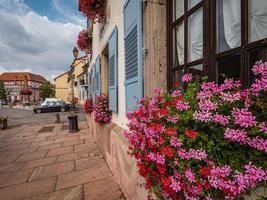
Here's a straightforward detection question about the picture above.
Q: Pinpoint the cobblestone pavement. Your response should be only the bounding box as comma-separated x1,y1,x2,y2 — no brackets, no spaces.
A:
0,122,125,200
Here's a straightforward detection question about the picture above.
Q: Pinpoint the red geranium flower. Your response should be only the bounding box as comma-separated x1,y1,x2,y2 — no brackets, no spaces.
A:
196,180,203,190
185,128,198,139
161,147,175,158
174,81,180,88
166,127,177,136
159,108,169,117
199,166,211,177
158,136,165,145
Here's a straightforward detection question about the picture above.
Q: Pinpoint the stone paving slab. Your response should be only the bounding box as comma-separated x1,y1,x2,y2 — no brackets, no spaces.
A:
84,177,125,200
0,122,125,200
0,177,57,200
25,185,84,200
29,161,74,181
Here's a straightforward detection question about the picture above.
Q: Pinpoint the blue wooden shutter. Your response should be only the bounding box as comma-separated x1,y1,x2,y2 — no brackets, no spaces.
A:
123,0,143,112
95,56,101,97
108,27,118,112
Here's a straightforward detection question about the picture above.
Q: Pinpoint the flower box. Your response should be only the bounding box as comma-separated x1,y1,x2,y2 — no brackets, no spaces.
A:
126,61,267,200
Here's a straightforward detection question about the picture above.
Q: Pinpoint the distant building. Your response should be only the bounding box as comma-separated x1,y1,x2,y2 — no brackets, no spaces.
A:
77,63,89,104
0,72,46,103
67,56,88,104
54,71,69,102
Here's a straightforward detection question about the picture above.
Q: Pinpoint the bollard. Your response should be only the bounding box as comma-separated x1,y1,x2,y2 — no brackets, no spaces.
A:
68,115,79,133
55,113,60,123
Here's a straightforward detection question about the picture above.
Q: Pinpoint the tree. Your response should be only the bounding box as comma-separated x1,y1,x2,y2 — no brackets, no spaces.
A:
0,80,6,100
39,81,54,100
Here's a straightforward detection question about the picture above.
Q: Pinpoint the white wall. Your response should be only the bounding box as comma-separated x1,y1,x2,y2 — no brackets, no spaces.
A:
90,0,128,130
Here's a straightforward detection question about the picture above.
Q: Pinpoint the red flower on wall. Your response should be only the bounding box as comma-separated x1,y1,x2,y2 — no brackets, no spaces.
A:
79,0,105,22
93,94,112,124
84,97,94,114
77,29,92,53
20,89,32,96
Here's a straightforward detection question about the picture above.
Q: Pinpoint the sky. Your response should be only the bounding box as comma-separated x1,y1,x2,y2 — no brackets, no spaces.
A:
0,0,86,82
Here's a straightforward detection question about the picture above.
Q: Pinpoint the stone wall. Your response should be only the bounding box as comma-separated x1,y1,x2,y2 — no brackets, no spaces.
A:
85,114,147,200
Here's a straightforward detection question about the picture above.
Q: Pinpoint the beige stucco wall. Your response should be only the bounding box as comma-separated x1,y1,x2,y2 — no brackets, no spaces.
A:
70,58,87,104
54,72,69,102
90,0,128,130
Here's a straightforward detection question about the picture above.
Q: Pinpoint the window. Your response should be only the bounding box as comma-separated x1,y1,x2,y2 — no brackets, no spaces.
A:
171,0,204,87
168,0,267,87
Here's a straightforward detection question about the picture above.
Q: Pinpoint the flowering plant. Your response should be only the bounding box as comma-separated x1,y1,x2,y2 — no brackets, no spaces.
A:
94,93,112,124
20,89,32,95
84,97,94,114
77,29,92,53
126,61,267,200
79,0,105,22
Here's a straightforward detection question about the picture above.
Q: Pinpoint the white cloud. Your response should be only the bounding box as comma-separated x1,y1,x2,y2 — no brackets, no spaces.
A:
0,0,85,82
51,0,85,26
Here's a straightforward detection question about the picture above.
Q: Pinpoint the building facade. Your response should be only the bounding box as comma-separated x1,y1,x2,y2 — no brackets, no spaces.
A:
68,56,88,104
0,72,46,103
54,71,69,102
77,64,89,104
82,0,267,199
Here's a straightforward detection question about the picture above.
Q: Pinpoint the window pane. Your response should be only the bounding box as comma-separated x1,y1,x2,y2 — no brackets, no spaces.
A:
216,0,241,53
187,64,203,83
217,54,241,84
248,0,267,42
188,8,203,62
173,22,184,66
173,69,184,87
173,0,184,20
188,0,201,10
249,46,267,84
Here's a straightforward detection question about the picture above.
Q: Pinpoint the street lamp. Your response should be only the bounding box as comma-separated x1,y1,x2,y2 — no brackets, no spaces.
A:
72,47,79,59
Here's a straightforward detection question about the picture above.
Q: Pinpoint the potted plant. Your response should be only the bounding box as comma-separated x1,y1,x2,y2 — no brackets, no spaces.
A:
0,117,7,130
84,97,94,114
93,94,112,124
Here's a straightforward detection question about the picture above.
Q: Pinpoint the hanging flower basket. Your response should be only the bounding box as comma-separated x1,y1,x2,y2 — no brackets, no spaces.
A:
77,29,93,53
20,89,32,96
126,61,267,200
79,0,105,23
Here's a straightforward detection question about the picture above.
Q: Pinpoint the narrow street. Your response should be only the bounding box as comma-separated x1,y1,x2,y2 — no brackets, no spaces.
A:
0,106,85,128
0,120,125,200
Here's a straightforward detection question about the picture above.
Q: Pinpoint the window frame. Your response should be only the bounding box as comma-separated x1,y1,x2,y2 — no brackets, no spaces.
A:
168,0,207,88
167,0,267,89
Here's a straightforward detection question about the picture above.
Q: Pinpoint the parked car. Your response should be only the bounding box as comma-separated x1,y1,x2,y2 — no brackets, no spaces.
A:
0,99,7,105
33,101,71,114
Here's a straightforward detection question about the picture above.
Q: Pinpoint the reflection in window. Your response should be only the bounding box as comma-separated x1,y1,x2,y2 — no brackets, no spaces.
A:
188,0,201,10
188,8,203,62
216,0,241,53
248,0,267,42
188,64,203,83
217,54,241,84
174,22,184,66
173,0,184,20
174,69,184,88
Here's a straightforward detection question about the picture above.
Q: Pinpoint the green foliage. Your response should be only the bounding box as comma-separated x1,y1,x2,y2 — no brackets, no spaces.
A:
0,80,6,100
39,81,54,100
